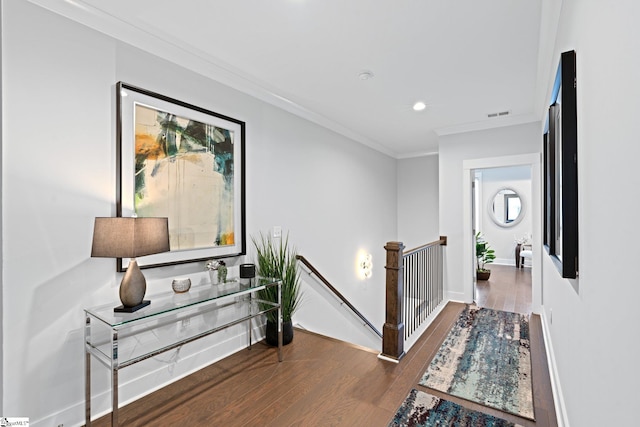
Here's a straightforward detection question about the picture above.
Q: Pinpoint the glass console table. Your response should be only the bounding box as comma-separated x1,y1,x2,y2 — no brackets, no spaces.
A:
84,277,282,426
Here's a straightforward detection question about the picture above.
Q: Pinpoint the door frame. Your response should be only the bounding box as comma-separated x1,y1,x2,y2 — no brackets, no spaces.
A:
462,153,542,313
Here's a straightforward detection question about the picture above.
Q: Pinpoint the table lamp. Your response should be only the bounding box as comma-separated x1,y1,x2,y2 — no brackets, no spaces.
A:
91,217,170,312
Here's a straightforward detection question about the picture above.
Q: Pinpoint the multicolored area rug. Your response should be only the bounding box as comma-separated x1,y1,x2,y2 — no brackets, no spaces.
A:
389,389,523,427
419,306,534,420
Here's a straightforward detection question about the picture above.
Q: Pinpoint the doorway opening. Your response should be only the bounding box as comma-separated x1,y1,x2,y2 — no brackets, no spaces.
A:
463,153,541,314
472,165,533,313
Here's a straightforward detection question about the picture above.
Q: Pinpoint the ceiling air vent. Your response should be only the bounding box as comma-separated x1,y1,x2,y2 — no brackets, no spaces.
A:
487,110,510,118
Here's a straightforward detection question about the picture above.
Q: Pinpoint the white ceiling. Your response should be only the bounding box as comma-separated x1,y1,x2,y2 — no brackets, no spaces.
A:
32,0,548,158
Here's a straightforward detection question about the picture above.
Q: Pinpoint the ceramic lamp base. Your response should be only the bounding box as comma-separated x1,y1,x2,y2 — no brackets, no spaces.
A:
115,258,149,312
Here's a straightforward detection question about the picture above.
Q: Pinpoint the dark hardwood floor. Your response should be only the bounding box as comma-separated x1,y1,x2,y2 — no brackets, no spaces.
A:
476,263,532,314
91,265,556,426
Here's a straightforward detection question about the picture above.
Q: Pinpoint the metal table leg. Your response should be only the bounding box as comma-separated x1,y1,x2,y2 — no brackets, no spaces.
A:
278,281,283,362
112,331,119,427
85,315,91,427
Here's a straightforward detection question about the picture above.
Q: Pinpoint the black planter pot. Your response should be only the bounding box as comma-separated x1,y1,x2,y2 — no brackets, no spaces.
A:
477,270,491,281
265,320,293,346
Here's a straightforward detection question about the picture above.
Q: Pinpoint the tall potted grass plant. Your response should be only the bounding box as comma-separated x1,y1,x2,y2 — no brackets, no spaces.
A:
252,232,301,345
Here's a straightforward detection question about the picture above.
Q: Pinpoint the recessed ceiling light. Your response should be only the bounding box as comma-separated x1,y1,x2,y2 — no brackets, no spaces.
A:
413,101,427,111
358,70,374,80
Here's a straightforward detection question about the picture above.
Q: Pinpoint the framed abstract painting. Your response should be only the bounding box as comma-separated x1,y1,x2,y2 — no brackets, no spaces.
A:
116,82,246,271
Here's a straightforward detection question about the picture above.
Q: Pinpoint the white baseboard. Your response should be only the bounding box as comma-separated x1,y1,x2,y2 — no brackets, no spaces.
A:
540,310,570,427
34,324,266,427
445,291,469,303
493,258,516,266
377,353,400,363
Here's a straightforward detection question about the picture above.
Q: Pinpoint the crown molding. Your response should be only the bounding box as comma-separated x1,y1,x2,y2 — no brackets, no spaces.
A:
396,151,439,160
27,0,397,158
435,112,539,137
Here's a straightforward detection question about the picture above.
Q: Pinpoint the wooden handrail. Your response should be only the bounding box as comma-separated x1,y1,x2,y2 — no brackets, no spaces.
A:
296,255,383,338
403,236,447,257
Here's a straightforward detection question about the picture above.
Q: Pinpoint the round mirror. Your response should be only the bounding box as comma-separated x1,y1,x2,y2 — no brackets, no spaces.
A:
488,188,525,227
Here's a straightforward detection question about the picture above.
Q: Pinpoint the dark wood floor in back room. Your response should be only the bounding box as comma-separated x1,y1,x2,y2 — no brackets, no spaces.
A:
91,264,556,427
476,263,533,314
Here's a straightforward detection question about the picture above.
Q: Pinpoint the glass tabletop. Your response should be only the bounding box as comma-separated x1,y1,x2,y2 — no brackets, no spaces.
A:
85,276,280,327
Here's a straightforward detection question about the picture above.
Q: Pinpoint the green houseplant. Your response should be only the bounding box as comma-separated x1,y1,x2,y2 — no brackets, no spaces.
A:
475,232,496,280
252,232,301,345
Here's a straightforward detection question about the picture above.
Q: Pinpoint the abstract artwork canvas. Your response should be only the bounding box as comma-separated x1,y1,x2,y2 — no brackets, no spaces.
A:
117,82,245,270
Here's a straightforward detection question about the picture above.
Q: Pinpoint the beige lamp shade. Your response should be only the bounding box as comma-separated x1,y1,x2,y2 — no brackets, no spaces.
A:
91,217,170,258
91,217,170,312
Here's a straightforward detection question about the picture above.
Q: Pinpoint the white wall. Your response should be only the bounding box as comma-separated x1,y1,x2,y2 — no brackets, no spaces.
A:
438,123,540,301
290,152,441,351
538,1,640,426
1,1,397,424
292,153,440,349
294,271,383,350
397,155,440,250
0,0,4,411
478,166,532,265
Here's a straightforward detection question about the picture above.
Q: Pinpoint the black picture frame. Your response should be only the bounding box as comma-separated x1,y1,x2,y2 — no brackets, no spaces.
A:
543,131,553,250
543,51,578,279
116,82,246,271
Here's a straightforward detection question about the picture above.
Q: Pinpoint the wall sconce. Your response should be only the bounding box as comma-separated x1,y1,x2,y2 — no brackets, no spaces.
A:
360,253,373,279
91,217,170,312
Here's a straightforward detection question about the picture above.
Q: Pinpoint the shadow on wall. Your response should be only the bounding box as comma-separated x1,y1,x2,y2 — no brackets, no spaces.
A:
294,267,382,351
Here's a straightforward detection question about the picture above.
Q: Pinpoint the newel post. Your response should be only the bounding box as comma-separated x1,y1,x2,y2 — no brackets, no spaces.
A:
382,241,405,361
